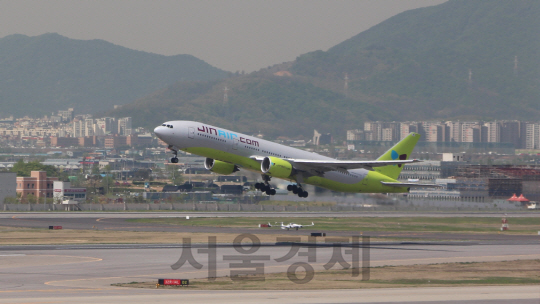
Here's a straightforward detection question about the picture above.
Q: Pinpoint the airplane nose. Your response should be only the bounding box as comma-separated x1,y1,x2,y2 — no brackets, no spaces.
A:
154,126,163,138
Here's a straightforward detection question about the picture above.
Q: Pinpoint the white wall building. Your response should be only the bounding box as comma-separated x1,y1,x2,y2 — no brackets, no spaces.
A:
53,181,87,202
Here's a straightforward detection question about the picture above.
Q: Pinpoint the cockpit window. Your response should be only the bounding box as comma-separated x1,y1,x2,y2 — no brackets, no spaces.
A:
162,124,166,126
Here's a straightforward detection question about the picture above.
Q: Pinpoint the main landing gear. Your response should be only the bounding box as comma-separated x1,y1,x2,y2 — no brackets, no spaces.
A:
169,145,179,163
255,175,276,196
287,184,308,198
254,176,308,198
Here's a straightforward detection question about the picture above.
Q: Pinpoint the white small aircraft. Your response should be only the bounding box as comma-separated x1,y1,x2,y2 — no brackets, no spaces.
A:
278,222,315,231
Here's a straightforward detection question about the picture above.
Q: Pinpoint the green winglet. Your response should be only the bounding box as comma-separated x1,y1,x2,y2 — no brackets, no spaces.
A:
374,132,421,180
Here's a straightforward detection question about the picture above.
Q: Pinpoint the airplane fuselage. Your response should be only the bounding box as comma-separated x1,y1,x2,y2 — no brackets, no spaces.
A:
154,121,409,194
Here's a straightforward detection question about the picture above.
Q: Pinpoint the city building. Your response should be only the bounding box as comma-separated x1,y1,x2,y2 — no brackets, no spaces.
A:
525,123,540,149
50,136,79,147
346,129,363,141
500,120,525,149
446,121,462,142
57,108,74,122
346,120,538,150
104,135,128,149
313,130,332,145
118,117,132,135
484,121,500,143
400,122,419,140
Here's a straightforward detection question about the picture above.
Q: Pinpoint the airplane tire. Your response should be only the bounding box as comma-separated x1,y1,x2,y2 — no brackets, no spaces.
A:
287,185,293,191
298,191,308,198
255,183,263,190
266,189,276,195
292,188,299,194
171,157,178,163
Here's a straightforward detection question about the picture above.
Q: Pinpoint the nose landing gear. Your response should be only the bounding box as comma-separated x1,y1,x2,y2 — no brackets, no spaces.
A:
169,145,178,163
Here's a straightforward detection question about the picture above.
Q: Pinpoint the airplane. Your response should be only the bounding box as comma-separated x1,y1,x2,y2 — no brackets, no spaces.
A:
278,222,314,231
154,121,439,198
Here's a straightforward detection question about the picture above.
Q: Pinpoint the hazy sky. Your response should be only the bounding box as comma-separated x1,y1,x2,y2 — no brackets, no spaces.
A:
0,0,446,72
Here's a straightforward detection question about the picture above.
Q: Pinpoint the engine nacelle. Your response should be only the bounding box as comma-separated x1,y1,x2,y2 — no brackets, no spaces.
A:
261,156,293,178
204,158,239,175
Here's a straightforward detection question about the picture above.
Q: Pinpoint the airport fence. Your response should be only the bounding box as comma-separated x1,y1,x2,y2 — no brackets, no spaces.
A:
0,200,527,212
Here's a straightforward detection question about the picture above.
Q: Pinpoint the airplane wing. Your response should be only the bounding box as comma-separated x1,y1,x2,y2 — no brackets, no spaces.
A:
290,159,421,172
251,156,421,173
381,182,442,188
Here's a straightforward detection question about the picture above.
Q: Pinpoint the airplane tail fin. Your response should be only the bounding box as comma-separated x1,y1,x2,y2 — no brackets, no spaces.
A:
375,132,420,180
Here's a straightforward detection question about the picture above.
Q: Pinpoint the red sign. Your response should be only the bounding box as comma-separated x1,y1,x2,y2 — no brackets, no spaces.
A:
158,279,189,286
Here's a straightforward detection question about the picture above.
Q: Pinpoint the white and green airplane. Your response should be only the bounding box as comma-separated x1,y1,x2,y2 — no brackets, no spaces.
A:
154,121,436,198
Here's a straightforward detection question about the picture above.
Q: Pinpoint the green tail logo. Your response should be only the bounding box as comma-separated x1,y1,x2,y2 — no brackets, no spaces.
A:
374,133,420,180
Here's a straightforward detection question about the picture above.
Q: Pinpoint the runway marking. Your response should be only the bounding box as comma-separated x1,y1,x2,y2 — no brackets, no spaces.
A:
0,287,111,294
0,254,103,269
102,226,153,229
41,253,540,288
5,301,59,304
27,254,103,262
96,218,106,222
44,269,209,286
370,254,540,264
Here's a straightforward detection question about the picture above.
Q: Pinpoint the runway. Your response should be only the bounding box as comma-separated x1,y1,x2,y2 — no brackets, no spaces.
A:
2,211,539,243
0,212,539,303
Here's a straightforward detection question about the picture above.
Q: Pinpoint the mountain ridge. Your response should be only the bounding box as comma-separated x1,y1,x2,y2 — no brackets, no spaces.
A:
0,33,228,117
108,0,540,138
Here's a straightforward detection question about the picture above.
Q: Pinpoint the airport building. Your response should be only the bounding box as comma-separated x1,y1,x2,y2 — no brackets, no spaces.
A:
53,181,87,202
404,161,540,201
16,171,58,201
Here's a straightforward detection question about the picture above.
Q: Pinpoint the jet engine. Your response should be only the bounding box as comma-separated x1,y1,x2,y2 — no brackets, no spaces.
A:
204,158,239,175
261,156,294,178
